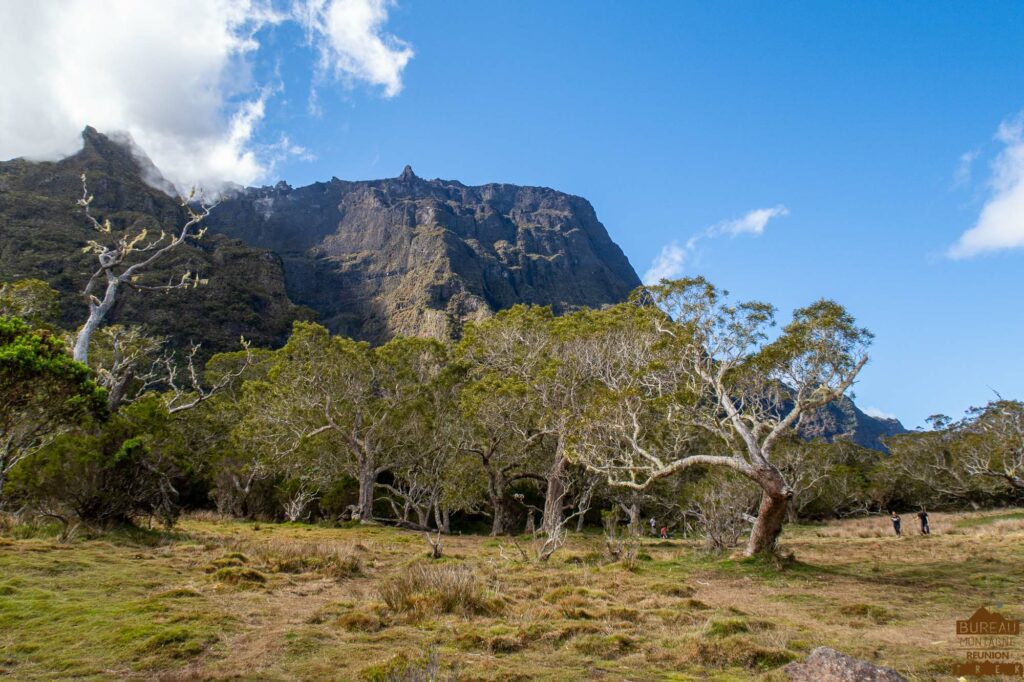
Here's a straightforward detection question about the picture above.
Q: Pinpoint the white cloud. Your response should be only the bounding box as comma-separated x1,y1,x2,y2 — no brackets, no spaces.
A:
643,241,688,284
0,0,412,192
863,406,898,421
948,112,1024,259
296,0,414,98
953,149,979,188
712,205,789,237
643,205,788,284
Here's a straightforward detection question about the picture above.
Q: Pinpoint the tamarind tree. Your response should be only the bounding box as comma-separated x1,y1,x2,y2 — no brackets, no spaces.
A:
569,278,871,556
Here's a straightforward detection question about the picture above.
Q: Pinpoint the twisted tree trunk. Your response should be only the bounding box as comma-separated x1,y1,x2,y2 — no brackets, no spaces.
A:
744,466,793,556
541,443,567,534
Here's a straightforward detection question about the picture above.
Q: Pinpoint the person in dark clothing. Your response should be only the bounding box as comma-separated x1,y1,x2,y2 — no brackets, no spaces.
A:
917,509,930,535
890,511,901,537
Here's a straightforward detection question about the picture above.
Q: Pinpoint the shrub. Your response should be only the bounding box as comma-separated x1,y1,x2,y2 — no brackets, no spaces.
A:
360,648,457,682
337,610,385,632
213,566,267,585
573,633,635,658
378,563,497,617
677,634,795,671
839,603,894,624
216,537,363,579
8,396,187,528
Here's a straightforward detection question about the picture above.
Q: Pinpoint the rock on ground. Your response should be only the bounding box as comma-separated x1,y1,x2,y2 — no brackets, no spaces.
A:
784,647,906,682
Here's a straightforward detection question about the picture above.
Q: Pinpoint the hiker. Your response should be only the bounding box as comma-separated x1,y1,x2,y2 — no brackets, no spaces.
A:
649,517,657,536
660,526,669,540
918,509,930,535
890,511,901,537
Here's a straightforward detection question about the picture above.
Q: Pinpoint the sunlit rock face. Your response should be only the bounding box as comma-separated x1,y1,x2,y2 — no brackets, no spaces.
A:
0,128,906,447
0,127,311,355
206,165,641,342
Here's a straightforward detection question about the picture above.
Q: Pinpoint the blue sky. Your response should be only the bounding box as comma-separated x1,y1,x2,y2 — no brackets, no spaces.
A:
3,1,1023,428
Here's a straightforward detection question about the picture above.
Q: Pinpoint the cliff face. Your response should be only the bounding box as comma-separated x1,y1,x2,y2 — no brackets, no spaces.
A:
0,128,907,447
0,128,311,353
206,166,641,341
799,396,908,451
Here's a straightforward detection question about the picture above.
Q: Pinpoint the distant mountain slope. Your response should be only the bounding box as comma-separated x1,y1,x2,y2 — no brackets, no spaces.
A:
206,165,642,341
0,127,907,448
0,127,310,353
799,395,908,451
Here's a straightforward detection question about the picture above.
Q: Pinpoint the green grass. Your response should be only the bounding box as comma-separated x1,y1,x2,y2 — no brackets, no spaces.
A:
0,537,232,679
1,509,1023,680
952,509,1024,528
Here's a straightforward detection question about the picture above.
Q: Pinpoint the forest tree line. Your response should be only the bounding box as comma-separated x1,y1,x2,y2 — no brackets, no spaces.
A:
2,179,1021,556
4,274,1022,556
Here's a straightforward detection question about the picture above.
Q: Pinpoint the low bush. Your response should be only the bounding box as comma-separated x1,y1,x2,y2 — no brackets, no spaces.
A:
378,563,498,617
212,566,267,585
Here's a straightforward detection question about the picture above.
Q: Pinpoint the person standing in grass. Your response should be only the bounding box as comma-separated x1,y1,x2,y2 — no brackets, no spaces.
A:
918,509,930,535
649,517,657,536
890,511,902,537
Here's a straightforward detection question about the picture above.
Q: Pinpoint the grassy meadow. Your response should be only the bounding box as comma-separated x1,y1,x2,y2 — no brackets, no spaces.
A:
2,510,1023,681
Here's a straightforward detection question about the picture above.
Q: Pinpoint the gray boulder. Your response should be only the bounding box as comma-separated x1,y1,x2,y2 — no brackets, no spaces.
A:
784,647,906,681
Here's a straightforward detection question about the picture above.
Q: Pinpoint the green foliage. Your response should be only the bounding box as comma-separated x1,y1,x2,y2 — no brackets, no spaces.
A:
0,315,107,502
883,399,1024,509
8,396,189,526
0,279,60,328
0,148,311,356
0,316,106,415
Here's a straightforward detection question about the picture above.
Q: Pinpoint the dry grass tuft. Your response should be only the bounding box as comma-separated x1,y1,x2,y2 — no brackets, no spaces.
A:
675,634,795,671
839,602,894,624
336,609,386,632
359,647,457,682
573,633,636,658
652,581,695,598
212,566,267,586
378,563,499,618
209,535,364,580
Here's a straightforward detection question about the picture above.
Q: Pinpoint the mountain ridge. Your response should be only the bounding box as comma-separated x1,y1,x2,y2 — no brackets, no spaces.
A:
0,127,907,448
206,162,641,341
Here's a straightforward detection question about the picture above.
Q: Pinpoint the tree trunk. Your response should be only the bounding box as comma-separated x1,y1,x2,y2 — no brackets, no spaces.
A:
106,368,135,412
541,449,567,535
744,466,793,557
415,504,430,529
491,493,517,535
356,465,376,523
627,503,641,536
442,507,451,534
575,480,595,532
73,278,119,365
486,467,515,535
432,499,442,532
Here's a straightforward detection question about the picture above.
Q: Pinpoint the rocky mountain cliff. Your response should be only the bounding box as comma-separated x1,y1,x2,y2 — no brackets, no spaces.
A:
0,127,311,354
206,166,641,341
0,127,906,447
799,396,906,452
